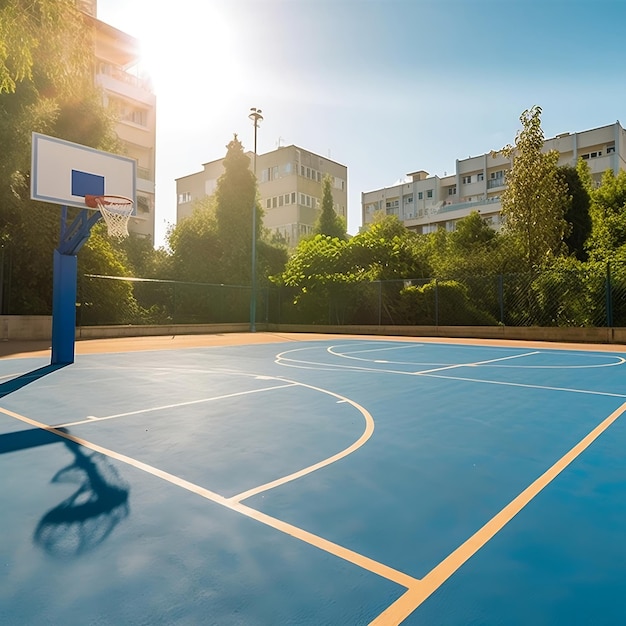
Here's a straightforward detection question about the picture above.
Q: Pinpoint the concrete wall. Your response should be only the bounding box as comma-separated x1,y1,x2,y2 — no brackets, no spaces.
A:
2,316,626,346
0,316,53,340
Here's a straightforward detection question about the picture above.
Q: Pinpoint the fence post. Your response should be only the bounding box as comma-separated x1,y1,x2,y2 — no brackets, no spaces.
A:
378,281,382,326
434,279,439,326
606,261,613,327
172,283,177,325
498,274,504,324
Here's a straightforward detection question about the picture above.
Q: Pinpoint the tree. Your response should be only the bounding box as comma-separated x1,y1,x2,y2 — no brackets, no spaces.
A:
168,197,221,283
0,1,128,317
449,211,496,251
586,169,626,262
213,135,260,284
314,174,347,239
500,106,570,270
0,0,89,95
557,164,592,261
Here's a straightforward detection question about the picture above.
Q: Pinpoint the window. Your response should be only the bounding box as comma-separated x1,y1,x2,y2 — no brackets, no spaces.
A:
272,197,277,208
462,175,471,184
418,192,423,200
477,172,484,181
137,195,150,213
266,199,271,209
448,187,456,195
291,192,296,204
279,195,284,207
581,153,590,160
607,144,616,154
427,189,433,198
177,191,191,204
490,170,504,179
284,194,290,205
300,165,305,176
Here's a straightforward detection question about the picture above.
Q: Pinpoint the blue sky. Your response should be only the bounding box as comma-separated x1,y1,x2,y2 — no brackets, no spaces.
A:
97,0,626,247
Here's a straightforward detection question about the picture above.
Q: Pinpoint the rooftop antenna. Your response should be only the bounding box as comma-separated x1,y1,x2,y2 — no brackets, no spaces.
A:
276,136,284,148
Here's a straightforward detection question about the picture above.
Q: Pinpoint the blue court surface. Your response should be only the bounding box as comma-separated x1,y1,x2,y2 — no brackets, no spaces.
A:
1,335,626,625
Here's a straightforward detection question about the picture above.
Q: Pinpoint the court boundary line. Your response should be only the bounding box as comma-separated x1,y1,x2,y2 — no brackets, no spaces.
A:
3,401,626,624
370,400,626,624
3,339,626,623
0,405,416,592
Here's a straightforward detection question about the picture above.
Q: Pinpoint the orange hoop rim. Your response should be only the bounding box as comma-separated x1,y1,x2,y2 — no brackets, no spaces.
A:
85,194,133,209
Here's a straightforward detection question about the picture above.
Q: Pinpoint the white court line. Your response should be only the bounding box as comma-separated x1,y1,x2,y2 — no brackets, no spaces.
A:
414,351,540,375
54,383,297,428
420,372,626,398
228,379,375,503
328,344,422,357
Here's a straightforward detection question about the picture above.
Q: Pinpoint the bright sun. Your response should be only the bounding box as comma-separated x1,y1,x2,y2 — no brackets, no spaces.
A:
131,5,241,99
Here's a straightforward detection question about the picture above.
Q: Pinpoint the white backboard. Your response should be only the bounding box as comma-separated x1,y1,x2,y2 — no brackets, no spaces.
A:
31,132,136,211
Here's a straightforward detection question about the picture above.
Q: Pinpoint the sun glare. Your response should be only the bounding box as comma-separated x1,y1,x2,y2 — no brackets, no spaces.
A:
133,6,241,100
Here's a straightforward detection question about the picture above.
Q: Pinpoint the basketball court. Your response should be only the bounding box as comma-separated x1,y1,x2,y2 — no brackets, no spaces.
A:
1,332,626,624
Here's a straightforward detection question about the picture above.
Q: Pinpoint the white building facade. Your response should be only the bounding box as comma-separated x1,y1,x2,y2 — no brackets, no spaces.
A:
362,122,626,234
177,145,347,247
79,0,157,240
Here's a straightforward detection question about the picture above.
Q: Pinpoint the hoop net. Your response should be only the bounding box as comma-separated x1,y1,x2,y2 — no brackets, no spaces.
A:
85,195,133,240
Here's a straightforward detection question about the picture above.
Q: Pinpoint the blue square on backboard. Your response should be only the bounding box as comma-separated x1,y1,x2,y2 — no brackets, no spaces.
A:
71,170,105,197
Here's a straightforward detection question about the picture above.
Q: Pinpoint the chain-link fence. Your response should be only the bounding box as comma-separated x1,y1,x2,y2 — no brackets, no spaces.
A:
74,262,626,328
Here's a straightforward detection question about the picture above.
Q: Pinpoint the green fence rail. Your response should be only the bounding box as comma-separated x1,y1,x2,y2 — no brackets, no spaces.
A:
78,263,626,328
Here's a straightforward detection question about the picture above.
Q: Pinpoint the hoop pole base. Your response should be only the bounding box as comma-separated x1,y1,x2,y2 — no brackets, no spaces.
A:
51,249,77,365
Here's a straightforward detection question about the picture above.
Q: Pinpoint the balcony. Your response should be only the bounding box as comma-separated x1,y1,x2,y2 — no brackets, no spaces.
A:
487,178,506,190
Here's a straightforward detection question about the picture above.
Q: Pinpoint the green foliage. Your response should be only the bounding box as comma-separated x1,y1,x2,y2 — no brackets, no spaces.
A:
168,198,221,283
347,215,430,280
558,164,591,261
427,212,522,280
167,141,286,291
0,0,130,320
0,0,90,95
586,169,626,262
393,280,498,326
450,211,496,250
500,106,570,270
214,135,261,284
77,224,142,324
314,174,347,240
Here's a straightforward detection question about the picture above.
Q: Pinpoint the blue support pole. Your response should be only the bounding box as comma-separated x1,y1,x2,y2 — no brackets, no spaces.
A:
51,207,102,365
51,249,77,365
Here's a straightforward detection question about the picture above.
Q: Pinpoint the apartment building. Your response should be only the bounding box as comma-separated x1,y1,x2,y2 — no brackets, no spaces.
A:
78,0,157,240
362,121,626,234
176,145,347,246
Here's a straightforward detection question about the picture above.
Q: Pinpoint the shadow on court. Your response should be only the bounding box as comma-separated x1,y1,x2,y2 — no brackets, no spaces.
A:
0,423,130,559
33,440,130,558
0,363,66,398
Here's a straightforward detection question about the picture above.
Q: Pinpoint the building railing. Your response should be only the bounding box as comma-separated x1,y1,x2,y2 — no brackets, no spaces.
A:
96,64,153,92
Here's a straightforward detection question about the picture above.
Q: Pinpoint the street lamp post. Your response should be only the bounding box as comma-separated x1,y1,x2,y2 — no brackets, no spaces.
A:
248,107,263,333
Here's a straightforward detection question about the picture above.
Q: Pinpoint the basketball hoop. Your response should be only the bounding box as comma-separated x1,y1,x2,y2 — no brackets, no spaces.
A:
85,194,134,240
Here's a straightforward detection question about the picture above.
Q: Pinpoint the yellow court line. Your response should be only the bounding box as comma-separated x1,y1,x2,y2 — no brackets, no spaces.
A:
0,405,416,591
229,380,375,502
370,401,626,625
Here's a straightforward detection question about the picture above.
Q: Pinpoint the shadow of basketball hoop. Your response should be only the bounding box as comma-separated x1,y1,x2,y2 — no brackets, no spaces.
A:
34,437,130,558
